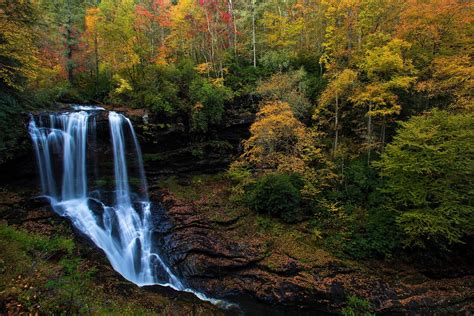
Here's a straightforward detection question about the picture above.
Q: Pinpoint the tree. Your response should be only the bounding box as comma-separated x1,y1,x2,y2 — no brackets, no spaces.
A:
256,68,311,119
316,69,358,155
374,110,474,249
97,0,140,87
41,0,89,84
232,100,336,198
350,39,416,162
189,77,233,132
0,0,39,91
237,101,310,173
167,0,233,75
84,6,101,89
0,0,41,164
399,0,473,68
417,54,473,112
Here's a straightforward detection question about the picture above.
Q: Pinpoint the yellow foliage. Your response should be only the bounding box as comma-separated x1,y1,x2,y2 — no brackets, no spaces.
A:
193,102,204,111
261,12,304,49
318,69,358,109
351,83,401,118
210,77,225,87
113,75,132,94
233,101,337,197
194,63,212,75
238,101,307,173
0,14,38,90
418,55,474,112
85,7,101,31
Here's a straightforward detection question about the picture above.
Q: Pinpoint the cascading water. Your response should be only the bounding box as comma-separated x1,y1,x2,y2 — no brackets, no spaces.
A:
28,107,184,288
29,106,235,308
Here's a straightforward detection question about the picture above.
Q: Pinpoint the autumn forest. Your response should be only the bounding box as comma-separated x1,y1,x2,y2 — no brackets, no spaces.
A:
0,0,473,314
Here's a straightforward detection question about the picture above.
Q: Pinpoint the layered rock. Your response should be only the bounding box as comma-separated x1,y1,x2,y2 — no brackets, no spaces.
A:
153,191,474,314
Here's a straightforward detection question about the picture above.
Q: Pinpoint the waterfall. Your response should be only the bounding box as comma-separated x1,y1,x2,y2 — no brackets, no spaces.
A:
28,108,183,288
29,106,233,308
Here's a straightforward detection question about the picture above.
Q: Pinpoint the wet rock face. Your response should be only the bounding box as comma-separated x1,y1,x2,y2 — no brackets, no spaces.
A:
153,191,474,314
133,113,254,175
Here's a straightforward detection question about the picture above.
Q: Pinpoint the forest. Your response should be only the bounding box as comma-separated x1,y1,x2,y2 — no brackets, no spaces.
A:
0,0,473,314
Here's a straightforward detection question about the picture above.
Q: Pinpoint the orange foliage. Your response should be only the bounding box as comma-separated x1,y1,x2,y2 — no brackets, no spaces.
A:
240,101,313,174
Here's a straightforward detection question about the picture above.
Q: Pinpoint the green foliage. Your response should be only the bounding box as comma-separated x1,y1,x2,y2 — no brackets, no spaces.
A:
374,110,474,249
318,157,402,259
341,295,373,316
0,223,74,256
224,56,262,97
337,158,382,207
189,78,233,132
0,93,26,164
245,173,304,223
260,49,295,73
343,207,402,259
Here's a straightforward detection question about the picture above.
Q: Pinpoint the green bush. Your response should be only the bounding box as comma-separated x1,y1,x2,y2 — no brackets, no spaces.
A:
245,173,303,223
318,157,402,259
343,207,402,259
341,295,373,316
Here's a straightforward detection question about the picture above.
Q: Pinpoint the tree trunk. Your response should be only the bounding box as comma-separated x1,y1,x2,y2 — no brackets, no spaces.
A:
228,0,238,56
381,115,386,148
333,91,339,156
65,8,74,84
252,0,257,68
367,105,372,165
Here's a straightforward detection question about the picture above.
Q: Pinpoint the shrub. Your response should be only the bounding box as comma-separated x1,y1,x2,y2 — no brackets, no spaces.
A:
245,173,303,223
343,207,402,259
341,295,373,316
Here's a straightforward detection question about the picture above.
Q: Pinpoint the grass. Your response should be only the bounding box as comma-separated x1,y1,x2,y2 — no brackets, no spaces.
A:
154,173,227,202
0,223,156,315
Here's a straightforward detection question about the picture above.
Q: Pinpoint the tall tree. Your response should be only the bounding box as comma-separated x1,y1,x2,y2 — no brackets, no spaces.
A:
42,0,89,84
316,69,358,155
350,39,416,162
0,0,39,91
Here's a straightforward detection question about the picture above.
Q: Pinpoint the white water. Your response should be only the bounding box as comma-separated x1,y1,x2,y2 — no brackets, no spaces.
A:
29,107,233,308
71,105,105,111
29,109,179,286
